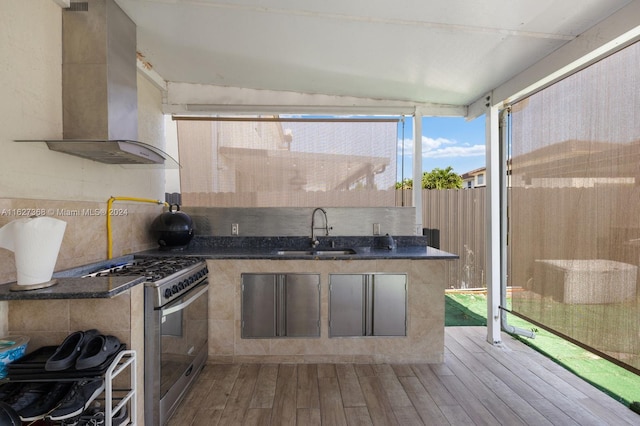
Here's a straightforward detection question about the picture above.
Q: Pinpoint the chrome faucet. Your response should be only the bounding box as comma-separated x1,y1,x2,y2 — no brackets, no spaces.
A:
311,207,331,248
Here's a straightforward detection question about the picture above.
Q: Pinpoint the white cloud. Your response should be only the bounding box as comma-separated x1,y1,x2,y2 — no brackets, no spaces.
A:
398,137,484,158
422,136,455,151
397,138,414,156
426,143,485,158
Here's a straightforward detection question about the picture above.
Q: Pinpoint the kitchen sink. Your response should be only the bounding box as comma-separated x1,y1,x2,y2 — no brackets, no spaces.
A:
276,248,357,256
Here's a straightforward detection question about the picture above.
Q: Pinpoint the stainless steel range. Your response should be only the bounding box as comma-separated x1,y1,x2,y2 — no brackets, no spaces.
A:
88,256,209,425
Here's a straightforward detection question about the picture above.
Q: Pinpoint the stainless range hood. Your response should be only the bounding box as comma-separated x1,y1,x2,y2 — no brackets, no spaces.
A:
19,0,177,167
45,140,166,165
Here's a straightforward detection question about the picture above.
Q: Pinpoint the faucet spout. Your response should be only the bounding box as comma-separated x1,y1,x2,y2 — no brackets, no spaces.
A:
311,207,330,247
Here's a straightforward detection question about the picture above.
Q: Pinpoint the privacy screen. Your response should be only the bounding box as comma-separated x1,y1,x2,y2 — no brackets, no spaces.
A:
176,118,398,207
509,41,640,373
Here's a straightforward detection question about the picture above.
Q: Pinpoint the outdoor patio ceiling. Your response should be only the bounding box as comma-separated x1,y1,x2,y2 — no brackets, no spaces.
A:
114,0,638,116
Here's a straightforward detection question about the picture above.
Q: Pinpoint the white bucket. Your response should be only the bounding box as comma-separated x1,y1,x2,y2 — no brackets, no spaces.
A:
0,217,67,286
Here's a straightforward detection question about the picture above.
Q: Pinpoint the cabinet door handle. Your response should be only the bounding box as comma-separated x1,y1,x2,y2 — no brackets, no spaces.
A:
364,275,373,336
277,275,286,337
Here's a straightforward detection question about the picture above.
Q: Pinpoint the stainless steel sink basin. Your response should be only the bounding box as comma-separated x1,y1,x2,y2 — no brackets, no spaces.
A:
276,248,357,256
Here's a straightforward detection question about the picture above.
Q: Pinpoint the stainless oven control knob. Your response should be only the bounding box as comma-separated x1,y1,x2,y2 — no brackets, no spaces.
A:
164,288,172,299
172,285,178,294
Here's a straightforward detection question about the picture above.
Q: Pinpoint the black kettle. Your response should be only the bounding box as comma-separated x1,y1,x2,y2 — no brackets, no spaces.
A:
150,204,194,250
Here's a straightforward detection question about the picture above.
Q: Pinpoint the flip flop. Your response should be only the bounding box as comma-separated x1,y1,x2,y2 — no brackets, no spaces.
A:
75,335,121,370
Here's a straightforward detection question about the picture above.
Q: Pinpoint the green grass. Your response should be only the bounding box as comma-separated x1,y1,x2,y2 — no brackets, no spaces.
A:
444,293,487,326
445,292,640,409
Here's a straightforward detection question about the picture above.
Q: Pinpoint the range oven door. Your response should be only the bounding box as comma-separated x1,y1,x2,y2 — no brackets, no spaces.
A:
145,279,209,426
159,281,208,399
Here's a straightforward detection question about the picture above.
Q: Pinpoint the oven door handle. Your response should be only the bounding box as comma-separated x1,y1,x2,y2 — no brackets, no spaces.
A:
161,285,208,316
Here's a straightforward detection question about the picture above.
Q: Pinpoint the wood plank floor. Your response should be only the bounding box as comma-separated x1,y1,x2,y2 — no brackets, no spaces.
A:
167,327,640,425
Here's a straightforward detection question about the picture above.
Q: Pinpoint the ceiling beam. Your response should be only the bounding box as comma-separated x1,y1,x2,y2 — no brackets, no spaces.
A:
468,0,640,117
50,0,70,7
163,82,466,116
137,57,167,93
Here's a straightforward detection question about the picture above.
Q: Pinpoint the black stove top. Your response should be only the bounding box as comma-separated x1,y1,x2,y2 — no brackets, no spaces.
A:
87,257,203,282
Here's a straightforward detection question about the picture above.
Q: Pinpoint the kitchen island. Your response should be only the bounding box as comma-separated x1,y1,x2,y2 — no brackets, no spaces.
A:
146,236,458,364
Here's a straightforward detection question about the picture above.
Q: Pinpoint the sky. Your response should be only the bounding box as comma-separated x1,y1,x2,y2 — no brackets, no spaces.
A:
397,115,486,182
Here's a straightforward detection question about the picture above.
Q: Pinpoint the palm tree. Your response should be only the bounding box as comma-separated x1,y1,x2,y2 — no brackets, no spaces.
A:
422,166,463,189
395,178,413,189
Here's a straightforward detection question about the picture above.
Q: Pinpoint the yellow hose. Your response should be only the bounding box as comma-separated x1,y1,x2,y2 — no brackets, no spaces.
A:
107,196,168,259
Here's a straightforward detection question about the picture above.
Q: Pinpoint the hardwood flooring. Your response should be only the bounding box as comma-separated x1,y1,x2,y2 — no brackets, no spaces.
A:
167,327,639,425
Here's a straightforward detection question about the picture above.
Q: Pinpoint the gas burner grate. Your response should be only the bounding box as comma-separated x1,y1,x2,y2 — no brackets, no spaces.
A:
86,257,203,281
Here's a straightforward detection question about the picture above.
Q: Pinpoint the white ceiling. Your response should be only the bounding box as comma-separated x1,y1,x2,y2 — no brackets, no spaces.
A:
114,0,635,113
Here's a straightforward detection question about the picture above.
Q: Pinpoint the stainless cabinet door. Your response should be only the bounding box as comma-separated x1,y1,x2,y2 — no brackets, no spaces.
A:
284,274,320,337
329,274,365,337
241,274,277,338
372,274,407,336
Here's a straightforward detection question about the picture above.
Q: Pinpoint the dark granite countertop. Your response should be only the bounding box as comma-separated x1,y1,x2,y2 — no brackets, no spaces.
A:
0,256,144,301
140,235,459,260
0,236,457,300
0,276,145,300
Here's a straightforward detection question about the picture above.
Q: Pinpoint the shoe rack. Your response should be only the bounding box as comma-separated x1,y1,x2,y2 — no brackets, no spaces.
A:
6,349,136,425
104,349,136,426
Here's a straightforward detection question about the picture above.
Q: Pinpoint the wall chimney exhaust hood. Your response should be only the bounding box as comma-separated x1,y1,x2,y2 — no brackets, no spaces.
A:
44,140,174,165
18,0,178,168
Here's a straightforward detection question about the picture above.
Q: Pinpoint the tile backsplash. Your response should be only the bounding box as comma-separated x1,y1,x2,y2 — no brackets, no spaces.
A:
184,206,417,237
0,198,163,285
